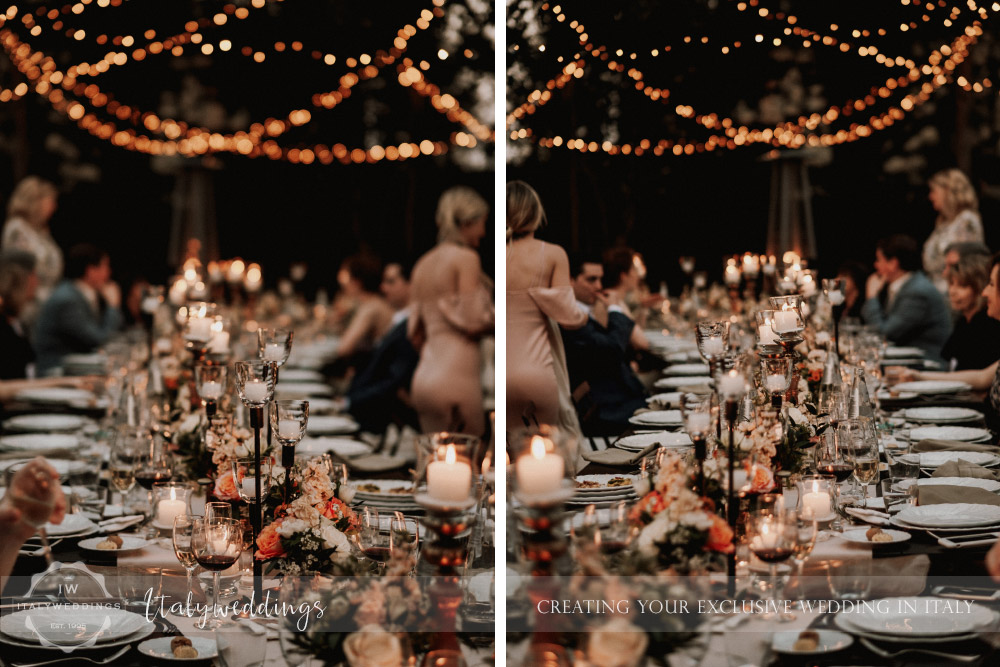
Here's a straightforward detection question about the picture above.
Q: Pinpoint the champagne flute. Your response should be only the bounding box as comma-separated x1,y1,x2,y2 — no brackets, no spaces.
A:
192,516,242,628
172,514,201,616
787,510,818,597
845,419,880,502
747,511,796,622
109,443,138,515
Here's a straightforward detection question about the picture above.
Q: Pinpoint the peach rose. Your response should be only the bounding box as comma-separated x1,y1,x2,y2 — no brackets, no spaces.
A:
628,491,665,525
706,514,734,553
749,465,775,493
256,521,286,560
213,469,240,501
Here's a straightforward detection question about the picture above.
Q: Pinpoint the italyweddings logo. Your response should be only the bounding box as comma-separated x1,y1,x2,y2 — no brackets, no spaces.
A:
146,588,326,630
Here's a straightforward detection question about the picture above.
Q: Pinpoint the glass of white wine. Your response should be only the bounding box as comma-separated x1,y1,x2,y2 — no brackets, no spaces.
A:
172,514,201,616
109,451,136,515
845,419,880,502
2,461,59,565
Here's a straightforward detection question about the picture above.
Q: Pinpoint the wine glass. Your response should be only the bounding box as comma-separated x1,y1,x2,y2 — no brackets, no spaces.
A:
257,328,293,368
359,507,389,573
389,513,420,567
843,419,880,502
278,573,326,666
136,439,173,534
205,502,233,521
2,461,60,566
109,445,138,515
172,514,201,615
747,511,796,622
786,509,818,595
192,516,243,628
813,434,851,531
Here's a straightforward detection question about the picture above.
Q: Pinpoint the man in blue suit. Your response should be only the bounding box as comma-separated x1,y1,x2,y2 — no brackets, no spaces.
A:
561,252,647,436
861,234,952,364
341,261,419,432
34,244,122,375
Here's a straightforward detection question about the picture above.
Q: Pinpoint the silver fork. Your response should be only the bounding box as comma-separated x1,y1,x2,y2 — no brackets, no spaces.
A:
12,645,131,667
859,637,981,663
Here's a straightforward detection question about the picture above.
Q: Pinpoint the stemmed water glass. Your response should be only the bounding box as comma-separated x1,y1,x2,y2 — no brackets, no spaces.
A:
192,516,243,628
172,514,201,615
747,511,797,622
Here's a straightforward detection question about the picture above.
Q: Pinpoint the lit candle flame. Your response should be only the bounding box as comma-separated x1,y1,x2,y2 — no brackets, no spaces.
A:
169,487,176,501
530,435,547,459
445,444,456,465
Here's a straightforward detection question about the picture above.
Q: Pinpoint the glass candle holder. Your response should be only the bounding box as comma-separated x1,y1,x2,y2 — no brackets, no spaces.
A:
760,357,793,401
754,310,779,346
234,360,277,407
680,392,713,441
415,433,480,511
508,429,575,507
232,457,274,503
823,278,846,306
207,316,231,355
195,363,228,406
271,400,309,446
768,296,805,335
153,482,194,528
183,302,217,347
257,328,293,368
795,475,837,522
695,321,730,362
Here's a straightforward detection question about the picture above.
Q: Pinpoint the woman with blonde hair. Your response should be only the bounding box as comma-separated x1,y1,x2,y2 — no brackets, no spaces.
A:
506,180,586,434
939,253,1000,371
2,176,62,309
408,185,493,435
924,168,983,293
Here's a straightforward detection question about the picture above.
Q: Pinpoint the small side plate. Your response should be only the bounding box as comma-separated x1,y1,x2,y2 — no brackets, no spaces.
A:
772,629,853,655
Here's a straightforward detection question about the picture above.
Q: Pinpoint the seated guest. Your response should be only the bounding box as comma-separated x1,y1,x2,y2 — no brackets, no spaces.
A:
333,252,395,364
561,252,647,436
861,234,951,364
899,253,1000,428
942,241,991,285
940,253,1000,371
0,250,39,378
341,261,419,432
602,246,650,352
835,260,868,321
34,244,122,374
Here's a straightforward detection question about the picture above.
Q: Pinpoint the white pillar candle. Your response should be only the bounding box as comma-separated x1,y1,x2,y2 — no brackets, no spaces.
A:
278,418,301,440
702,337,724,357
243,379,268,403
426,445,473,503
718,372,745,399
263,343,285,362
209,331,230,353
827,290,844,306
687,412,711,434
772,310,798,333
751,520,780,550
758,324,778,345
241,476,261,500
516,436,565,497
201,381,223,400
157,489,186,525
188,317,212,342
765,374,786,393
724,266,741,286
815,331,831,346
801,481,832,519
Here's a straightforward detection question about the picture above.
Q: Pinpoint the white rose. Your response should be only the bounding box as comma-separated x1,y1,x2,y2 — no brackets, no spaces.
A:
179,414,201,435
636,514,671,556
679,510,712,531
814,331,831,346
586,617,648,667
787,406,808,425
321,524,351,553
276,518,309,537
343,626,404,667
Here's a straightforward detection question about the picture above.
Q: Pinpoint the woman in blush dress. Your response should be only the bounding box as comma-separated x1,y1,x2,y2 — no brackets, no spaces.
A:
506,181,587,435
408,186,493,435
923,169,983,294
2,177,62,318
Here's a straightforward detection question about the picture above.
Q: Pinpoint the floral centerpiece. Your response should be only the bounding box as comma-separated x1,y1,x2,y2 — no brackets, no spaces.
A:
627,451,733,573
256,458,359,575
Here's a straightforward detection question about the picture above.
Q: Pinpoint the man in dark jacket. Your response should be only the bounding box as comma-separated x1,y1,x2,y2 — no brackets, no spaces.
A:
560,251,647,435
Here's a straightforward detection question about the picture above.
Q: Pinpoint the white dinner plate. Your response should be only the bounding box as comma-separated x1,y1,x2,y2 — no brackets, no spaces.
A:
3,414,90,433
645,392,681,407
0,607,148,645
885,347,926,359
296,437,372,458
276,369,325,382
628,410,683,427
14,388,96,405
0,458,90,477
574,474,639,492
615,431,692,451
654,376,713,389
898,451,1000,468
908,425,992,442
43,513,97,536
897,477,1000,492
771,630,853,655
837,596,996,637
138,636,218,661
300,397,339,414
0,433,79,453
892,380,972,395
840,528,912,545
894,503,1000,528
662,363,710,376
353,479,415,497
274,382,333,398
903,407,983,423
832,612,980,643
878,390,917,401
77,535,150,553
306,415,360,435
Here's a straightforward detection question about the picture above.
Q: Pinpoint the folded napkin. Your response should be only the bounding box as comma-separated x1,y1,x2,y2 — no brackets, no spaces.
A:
347,453,410,473
844,507,890,525
931,460,999,480
0,448,77,461
912,439,1000,454
581,442,659,467
918,485,1000,507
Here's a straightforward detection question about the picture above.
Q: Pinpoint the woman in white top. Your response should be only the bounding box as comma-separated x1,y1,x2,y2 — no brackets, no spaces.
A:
1,177,62,311
923,168,983,294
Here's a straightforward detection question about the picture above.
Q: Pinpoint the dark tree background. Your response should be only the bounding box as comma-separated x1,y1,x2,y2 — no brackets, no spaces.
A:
507,0,1000,288
0,0,495,295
